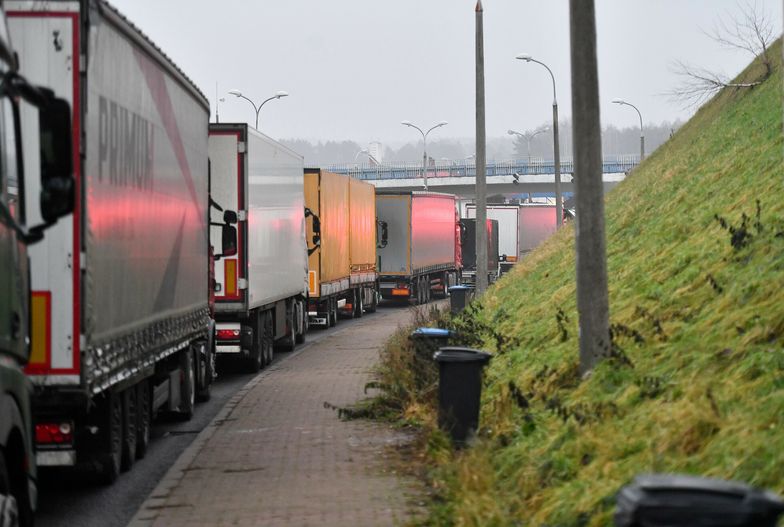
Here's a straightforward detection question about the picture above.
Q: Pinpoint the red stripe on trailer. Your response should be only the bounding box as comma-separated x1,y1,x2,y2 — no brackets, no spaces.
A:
9,10,81,375
210,129,245,302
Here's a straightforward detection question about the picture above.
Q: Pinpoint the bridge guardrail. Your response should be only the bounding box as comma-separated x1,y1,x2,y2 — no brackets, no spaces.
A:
328,158,639,181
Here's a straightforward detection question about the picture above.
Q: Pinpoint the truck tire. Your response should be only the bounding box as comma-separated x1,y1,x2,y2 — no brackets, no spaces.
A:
177,351,196,421
366,287,379,313
278,305,296,352
295,300,306,344
246,320,263,373
0,453,19,527
136,380,151,459
197,340,213,402
97,394,122,485
354,289,364,318
121,388,137,472
328,298,337,328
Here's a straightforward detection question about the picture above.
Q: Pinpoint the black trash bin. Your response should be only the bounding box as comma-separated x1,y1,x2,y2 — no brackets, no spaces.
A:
448,285,473,314
433,346,492,445
615,474,784,527
409,328,457,391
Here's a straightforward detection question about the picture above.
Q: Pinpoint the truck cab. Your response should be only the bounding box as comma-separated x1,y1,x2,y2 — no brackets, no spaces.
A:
0,7,73,524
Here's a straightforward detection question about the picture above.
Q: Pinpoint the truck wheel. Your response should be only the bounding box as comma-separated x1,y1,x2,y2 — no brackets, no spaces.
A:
366,290,378,313
247,320,263,373
136,380,151,459
278,306,296,352
121,388,137,472
0,453,19,527
0,452,19,527
328,299,337,327
97,394,122,485
197,340,213,402
295,300,306,344
417,278,425,305
354,289,364,318
425,277,432,303
177,351,196,421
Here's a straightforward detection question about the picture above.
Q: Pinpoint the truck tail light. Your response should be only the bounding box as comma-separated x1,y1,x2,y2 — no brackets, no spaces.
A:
216,329,241,341
35,422,74,446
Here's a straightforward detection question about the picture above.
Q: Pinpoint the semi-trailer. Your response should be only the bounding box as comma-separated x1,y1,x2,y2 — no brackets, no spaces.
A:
209,123,308,370
0,5,75,522
460,218,499,286
465,203,558,273
376,191,461,304
304,169,377,326
7,0,232,483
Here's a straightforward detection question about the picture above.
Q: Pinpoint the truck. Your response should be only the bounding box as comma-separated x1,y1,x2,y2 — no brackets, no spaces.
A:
209,123,308,370
0,6,75,523
465,203,557,273
376,191,461,304
7,0,231,483
459,218,499,286
304,169,377,326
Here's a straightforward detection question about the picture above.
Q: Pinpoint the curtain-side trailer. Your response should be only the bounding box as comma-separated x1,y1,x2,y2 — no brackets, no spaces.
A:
304,169,377,326
209,123,308,371
8,0,220,483
376,191,460,304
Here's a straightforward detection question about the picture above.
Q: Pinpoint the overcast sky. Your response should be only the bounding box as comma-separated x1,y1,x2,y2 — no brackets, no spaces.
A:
110,0,782,144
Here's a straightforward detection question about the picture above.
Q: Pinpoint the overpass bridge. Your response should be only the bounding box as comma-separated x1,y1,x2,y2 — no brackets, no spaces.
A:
329,158,636,199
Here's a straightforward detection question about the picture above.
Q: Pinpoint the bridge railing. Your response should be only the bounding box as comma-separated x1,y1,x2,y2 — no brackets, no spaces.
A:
328,156,639,181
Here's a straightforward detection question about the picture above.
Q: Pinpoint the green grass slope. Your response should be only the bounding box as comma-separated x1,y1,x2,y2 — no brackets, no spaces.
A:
400,41,783,526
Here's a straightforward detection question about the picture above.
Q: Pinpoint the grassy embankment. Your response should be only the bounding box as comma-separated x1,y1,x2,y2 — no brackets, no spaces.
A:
372,40,784,526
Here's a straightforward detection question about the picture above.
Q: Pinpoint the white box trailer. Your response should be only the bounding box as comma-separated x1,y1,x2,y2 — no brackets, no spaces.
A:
466,204,522,263
8,0,219,482
465,203,558,266
209,123,308,371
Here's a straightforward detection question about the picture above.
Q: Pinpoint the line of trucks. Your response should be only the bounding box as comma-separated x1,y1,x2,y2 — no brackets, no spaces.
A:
0,1,562,524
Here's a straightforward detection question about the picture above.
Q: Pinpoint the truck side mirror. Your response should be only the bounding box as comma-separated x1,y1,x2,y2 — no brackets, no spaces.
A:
39,95,74,223
221,224,237,257
223,210,237,224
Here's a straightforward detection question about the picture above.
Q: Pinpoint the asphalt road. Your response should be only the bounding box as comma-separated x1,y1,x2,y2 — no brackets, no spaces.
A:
35,303,412,527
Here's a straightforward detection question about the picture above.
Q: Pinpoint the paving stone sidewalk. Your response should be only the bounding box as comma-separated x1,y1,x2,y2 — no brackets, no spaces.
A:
129,305,427,527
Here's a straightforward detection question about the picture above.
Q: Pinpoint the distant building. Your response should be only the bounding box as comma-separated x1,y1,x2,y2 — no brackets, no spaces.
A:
368,141,383,165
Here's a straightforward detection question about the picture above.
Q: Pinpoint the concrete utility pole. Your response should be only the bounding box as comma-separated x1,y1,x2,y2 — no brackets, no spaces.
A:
475,0,488,295
570,0,610,375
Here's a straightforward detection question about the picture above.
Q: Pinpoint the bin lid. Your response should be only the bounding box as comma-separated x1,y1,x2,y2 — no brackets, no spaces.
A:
412,327,455,338
448,285,473,291
615,474,784,527
433,347,492,364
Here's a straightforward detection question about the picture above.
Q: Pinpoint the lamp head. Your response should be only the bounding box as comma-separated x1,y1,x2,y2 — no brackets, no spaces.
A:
515,53,533,62
228,89,242,97
401,120,413,127
437,120,448,127
612,98,625,104
275,90,289,99
507,129,516,136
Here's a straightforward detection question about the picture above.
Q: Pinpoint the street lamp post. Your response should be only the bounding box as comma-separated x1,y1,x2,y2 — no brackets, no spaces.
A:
227,89,289,130
516,54,563,228
612,98,645,161
507,127,549,164
401,120,448,190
